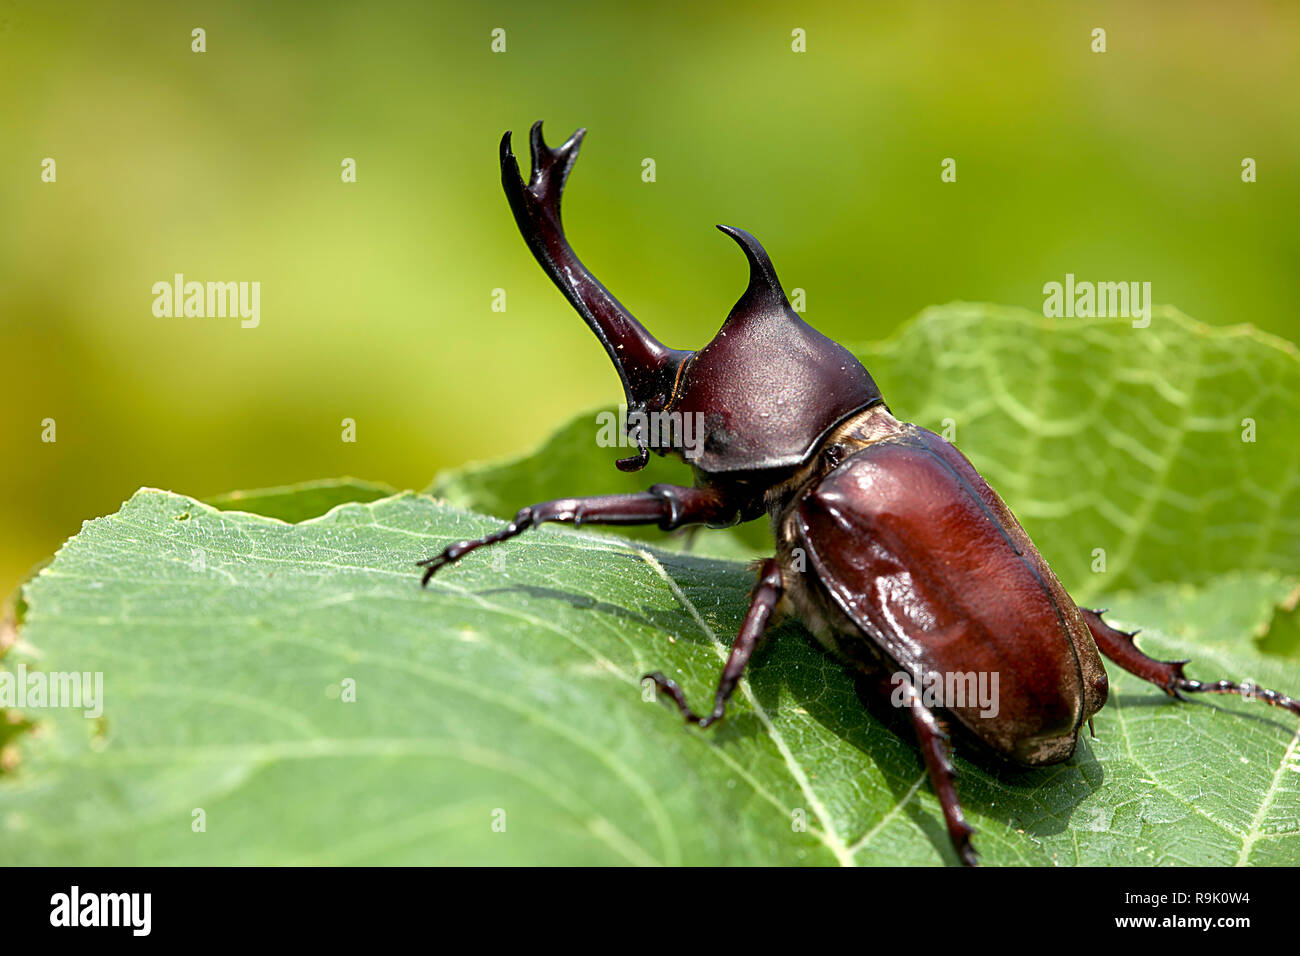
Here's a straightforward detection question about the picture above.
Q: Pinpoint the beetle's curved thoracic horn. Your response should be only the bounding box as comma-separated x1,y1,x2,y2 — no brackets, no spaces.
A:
499,122,689,457
715,224,791,316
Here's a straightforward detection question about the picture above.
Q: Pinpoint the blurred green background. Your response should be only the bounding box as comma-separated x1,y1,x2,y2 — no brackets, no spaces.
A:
2,0,1298,597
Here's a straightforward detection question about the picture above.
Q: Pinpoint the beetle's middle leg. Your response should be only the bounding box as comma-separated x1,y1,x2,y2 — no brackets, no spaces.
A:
419,484,733,585
645,558,783,728
1082,608,1300,717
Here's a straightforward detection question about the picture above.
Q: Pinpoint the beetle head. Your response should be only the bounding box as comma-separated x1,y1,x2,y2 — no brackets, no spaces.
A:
500,121,884,476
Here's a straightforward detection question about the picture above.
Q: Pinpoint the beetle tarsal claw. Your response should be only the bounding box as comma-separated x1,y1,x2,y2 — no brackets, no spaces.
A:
643,672,718,727
417,552,455,586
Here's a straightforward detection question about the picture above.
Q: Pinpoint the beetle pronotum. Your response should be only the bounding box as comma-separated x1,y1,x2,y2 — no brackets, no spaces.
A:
420,121,1300,865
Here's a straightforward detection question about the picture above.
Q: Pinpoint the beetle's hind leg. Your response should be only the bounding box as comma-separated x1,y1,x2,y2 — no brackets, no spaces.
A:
885,674,979,867
1082,608,1300,717
645,558,783,729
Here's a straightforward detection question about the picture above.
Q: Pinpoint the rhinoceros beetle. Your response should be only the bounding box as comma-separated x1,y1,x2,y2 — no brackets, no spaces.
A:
420,121,1300,865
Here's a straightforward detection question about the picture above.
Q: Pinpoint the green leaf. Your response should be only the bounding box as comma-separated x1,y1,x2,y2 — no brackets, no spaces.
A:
435,304,1300,609
865,305,1300,603
205,477,398,523
5,488,1298,865
7,303,1300,865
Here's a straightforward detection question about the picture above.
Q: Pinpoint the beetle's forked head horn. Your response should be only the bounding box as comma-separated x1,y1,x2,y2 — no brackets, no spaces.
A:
500,122,690,470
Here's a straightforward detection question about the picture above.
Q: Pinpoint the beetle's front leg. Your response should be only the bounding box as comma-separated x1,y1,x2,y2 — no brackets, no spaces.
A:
1082,608,1300,717
419,484,733,585
645,558,783,728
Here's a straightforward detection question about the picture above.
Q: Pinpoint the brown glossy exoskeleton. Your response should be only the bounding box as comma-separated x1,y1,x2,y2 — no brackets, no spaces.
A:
420,121,1300,865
